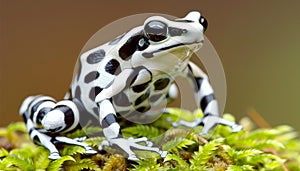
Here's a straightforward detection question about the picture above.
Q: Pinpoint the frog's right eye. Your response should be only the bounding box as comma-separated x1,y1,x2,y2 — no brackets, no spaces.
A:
144,21,168,42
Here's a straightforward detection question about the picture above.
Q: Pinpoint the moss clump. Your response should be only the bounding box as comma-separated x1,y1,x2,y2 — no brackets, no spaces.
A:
0,109,299,171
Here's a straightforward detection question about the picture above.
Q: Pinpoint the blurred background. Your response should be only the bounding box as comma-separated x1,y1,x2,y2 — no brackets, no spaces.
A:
0,1,299,130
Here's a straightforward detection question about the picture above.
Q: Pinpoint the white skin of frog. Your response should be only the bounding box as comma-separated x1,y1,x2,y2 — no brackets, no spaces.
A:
19,96,35,115
183,11,201,21
41,111,65,131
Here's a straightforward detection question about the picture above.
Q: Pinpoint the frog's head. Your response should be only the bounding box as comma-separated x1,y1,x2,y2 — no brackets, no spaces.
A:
116,11,207,74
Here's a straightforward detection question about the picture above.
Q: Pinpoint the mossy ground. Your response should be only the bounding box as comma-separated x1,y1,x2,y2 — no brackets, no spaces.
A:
0,108,299,171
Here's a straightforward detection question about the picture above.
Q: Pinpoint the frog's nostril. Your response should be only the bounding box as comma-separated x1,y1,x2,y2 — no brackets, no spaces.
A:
183,11,208,32
199,16,208,32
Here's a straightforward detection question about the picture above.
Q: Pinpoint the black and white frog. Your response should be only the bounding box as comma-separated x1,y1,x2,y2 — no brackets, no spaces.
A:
19,11,242,161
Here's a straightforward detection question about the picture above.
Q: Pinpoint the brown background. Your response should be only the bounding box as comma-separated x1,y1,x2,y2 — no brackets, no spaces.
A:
1,1,300,130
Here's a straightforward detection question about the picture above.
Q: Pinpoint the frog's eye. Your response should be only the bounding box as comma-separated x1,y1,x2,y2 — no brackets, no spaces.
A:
144,21,168,42
199,16,208,32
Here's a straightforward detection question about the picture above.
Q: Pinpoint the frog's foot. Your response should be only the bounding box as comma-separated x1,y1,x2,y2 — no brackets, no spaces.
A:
230,124,243,133
99,137,167,161
48,152,61,160
55,136,97,155
172,115,243,135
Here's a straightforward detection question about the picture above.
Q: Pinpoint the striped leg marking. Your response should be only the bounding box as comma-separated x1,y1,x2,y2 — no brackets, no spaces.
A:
171,62,242,134
20,95,96,160
98,99,167,160
95,69,167,160
25,119,61,160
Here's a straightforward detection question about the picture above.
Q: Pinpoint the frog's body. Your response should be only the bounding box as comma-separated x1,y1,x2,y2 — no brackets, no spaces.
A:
20,11,242,161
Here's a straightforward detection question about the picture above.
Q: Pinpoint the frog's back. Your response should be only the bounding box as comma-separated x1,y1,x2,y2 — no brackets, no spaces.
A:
70,43,124,116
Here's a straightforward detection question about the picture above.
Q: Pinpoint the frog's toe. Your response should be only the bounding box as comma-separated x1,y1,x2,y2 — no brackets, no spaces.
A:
172,121,180,127
73,136,87,142
48,152,61,160
98,140,110,151
160,150,168,158
232,125,243,132
128,154,139,161
131,137,153,146
145,141,153,147
130,137,147,142
85,147,97,154
86,149,97,154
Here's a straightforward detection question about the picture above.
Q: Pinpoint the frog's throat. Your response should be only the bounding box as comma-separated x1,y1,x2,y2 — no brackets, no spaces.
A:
141,41,200,59
169,46,192,60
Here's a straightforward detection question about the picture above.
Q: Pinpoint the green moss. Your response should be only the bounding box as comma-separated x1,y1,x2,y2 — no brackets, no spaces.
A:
0,109,299,171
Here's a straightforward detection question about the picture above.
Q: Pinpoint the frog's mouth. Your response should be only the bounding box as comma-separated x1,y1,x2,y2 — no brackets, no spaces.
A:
142,41,202,59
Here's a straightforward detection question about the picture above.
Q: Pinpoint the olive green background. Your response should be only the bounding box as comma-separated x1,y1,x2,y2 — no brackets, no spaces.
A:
1,1,299,130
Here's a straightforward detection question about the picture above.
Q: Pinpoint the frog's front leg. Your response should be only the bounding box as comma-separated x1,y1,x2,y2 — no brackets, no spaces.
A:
172,62,242,134
95,69,167,161
97,99,167,161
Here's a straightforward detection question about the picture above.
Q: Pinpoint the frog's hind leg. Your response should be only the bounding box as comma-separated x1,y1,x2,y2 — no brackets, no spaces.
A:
19,95,96,159
20,95,79,133
20,99,61,159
